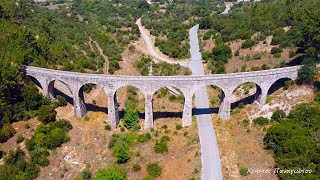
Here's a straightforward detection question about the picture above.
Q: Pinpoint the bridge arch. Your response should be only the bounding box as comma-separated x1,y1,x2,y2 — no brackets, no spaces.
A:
26,75,43,89
152,86,185,127
78,83,108,115
47,79,73,101
231,82,263,108
267,77,295,95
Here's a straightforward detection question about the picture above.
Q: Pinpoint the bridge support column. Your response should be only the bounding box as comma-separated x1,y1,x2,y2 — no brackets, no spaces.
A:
256,88,268,107
47,82,55,100
74,88,87,118
219,96,231,120
107,91,119,128
144,93,153,129
182,94,193,127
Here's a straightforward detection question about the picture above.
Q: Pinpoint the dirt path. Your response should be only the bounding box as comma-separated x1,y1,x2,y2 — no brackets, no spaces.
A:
136,18,189,67
89,37,109,74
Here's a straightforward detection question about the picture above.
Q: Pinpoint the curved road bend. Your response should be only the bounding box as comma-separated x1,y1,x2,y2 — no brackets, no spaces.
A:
136,18,189,67
189,25,223,180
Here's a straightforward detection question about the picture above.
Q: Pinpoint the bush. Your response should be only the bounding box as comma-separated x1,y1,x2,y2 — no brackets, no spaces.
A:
154,136,169,153
112,141,131,164
105,125,111,131
77,168,92,180
132,163,141,172
142,175,154,180
25,123,30,129
271,47,283,54
56,95,67,107
94,164,126,180
239,166,250,176
314,92,320,102
0,123,16,143
253,117,269,126
175,124,182,130
271,109,286,122
123,109,139,131
147,163,162,177
137,133,151,143
210,44,232,63
37,105,57,124
298,58,317,84
16,134,24,144
241,39,255,49
284,80,293,90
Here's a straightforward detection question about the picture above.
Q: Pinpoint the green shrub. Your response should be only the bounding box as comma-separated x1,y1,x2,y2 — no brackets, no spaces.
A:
77,168,92,180
25,123,30,129
132,163,141,172
112,141,131,164
284,80,293,90
239,166,250,176
56,95,67,107
147,163,162,177
271,47,283,54
16,134,24,144
0,123,16,143
123,109,139,131
271,109,286,122
161,124,168,129
142,175,154,180
105,125,111,131
94,164,126,180
298,58,317,84
253,117,269,126
175,124,182,130
154,136,170,153
241,39,255,49
92,99,97,105
314,92,320,102
242,119,250,127
137,133,151,143
37,105,57,124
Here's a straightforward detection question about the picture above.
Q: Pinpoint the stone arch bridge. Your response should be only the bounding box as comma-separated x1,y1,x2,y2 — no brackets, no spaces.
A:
25,65,300,129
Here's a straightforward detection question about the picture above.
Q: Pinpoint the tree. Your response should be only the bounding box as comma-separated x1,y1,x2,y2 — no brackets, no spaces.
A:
271,109,286,122
123,109,139,131
147,163,162,177
210,44,232,63
298,58,317,84
138,1,150,10
37,105,57,124
94,165,126,180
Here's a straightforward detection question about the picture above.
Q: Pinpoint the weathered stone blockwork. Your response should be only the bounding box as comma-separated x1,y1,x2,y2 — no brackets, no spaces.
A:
25,65,299,128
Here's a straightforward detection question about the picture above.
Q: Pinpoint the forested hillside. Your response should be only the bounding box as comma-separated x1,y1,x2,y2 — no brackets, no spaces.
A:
142,0,223,59
199,0,320,73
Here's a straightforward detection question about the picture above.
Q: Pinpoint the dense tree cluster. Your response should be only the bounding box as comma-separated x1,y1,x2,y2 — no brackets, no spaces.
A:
142,0,223,59
264,102,320,179
0,120,72,179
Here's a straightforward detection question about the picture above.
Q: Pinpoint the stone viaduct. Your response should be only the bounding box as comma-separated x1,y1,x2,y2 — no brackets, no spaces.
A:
25,65,300,129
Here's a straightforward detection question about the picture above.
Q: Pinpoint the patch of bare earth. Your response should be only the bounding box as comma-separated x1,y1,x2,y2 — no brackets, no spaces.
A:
212,85,315,180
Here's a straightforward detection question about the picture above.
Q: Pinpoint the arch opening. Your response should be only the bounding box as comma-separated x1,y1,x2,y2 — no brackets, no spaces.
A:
115,85,145,127
26,75,43,89
231,82,262,109
78,83,108,114
48,80,73,104
268,78,294,95
152,86,185,125
193,84,225,116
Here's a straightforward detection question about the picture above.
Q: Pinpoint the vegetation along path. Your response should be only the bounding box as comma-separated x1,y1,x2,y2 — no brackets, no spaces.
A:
189,25,223,180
